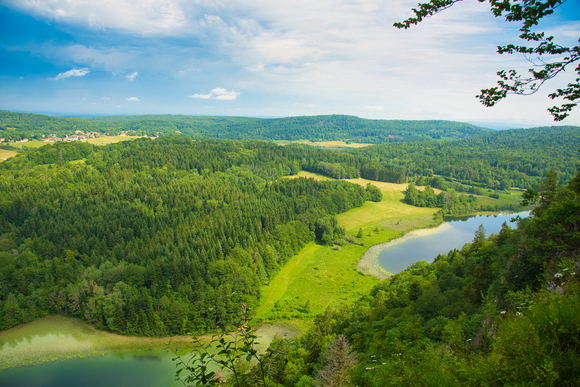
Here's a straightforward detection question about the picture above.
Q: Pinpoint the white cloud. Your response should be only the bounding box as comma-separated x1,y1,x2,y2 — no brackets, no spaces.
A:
5,0,579,124
243,63,265,73
189,92,212,99
213,88,240,100
49,67,90,80
126,97,140,101
189,87,240,101
176,68,200,77
307,104,316,108
362,106,384,112
103,97,110,100
125,71,139,81
5,0,187,36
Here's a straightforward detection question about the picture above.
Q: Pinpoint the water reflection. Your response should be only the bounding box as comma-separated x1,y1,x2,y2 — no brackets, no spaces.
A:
377,211,530,274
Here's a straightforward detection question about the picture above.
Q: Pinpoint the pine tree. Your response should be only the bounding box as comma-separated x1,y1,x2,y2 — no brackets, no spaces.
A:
315,335,357,387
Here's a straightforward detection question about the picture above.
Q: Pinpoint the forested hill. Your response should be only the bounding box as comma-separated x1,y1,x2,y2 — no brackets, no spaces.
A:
347,125,580,188
89,114,490,143
233,160,580,387
0,110,489,143
0,137,384,334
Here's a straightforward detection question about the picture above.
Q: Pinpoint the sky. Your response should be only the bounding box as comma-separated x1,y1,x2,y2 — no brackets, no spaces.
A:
1,0,579,127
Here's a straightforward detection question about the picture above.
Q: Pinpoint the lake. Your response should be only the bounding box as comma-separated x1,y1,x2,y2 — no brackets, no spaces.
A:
376,211,530,274
0,350,177,387
0,316,290,387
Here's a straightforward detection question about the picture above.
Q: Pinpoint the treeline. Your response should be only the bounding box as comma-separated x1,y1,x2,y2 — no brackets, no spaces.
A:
403,182,522,215
348,125,580,189
216,160,580,387
0,110,489,143
360,163,407,184
1,138,408,184
0,138,373,334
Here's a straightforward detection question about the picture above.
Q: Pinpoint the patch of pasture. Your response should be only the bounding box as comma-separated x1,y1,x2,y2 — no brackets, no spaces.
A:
87,136,143,145
255,241,381,322
8,141,46,149
339,178,439,231
286,171,334,181
0,149,17,162
275,140,373,148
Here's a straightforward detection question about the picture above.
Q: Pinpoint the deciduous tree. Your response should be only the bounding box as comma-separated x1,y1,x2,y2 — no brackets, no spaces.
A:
395,0,579,120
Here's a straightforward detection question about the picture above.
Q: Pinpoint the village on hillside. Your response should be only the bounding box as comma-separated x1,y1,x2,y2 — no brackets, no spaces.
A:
0,130,145,144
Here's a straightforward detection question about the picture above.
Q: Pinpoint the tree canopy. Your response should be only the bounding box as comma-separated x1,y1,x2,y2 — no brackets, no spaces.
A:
395,0,579,121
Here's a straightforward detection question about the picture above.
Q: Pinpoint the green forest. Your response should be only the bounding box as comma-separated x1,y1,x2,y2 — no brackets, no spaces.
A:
0,113,579,386
175,155,580,387
0,138,381,334
0,110,488,143
347,126,580,189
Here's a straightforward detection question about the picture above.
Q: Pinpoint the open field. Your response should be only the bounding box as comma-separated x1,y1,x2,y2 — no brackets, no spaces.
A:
7,141,46,149
274,140,373,148
286,170,333,181
255,174,440,324
289,172,439,230
0,149,17,162
87,135,143,145
475,189,523,207
341,177,439,230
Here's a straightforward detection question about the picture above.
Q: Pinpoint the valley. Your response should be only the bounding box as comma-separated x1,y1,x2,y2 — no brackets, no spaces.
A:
0,113,578,386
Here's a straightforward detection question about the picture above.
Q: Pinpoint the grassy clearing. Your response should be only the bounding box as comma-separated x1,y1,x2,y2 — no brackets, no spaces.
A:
274,140,373,148
87,136,143,145
340,177,439,230
8,141,46,149
256,175,440,325
474,189,523,208
287,171,334,181
0,149,17,162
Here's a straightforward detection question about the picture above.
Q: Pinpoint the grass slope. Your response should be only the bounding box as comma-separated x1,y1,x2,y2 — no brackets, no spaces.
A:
0,149,17,162
255,173,440,326
274,140,374,148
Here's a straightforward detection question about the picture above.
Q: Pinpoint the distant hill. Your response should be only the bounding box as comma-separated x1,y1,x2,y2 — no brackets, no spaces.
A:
0,110,490,144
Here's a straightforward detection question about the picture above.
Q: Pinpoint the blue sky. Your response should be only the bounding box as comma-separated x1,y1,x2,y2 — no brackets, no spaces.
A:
1,0,579,126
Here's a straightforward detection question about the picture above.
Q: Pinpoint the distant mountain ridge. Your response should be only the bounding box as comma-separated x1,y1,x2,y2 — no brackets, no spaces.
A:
0,110,490,144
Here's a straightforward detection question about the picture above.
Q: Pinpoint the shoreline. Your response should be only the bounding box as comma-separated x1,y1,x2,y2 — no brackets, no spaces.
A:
0,315,296,369
357,222,452,279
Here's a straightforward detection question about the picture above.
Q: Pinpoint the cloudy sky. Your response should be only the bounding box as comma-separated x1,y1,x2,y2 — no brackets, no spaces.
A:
1,0,579,126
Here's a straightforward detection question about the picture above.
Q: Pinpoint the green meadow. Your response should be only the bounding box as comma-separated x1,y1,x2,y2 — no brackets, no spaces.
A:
255,172,522,329
274,140,373,148
255,172,440,328
8,141,46,149
0,149,17,162
87,135,144,145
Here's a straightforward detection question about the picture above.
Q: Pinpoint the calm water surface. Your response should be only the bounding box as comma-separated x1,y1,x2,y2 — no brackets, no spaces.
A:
0,350,178,387
377,211,530,274
0,316,284,387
